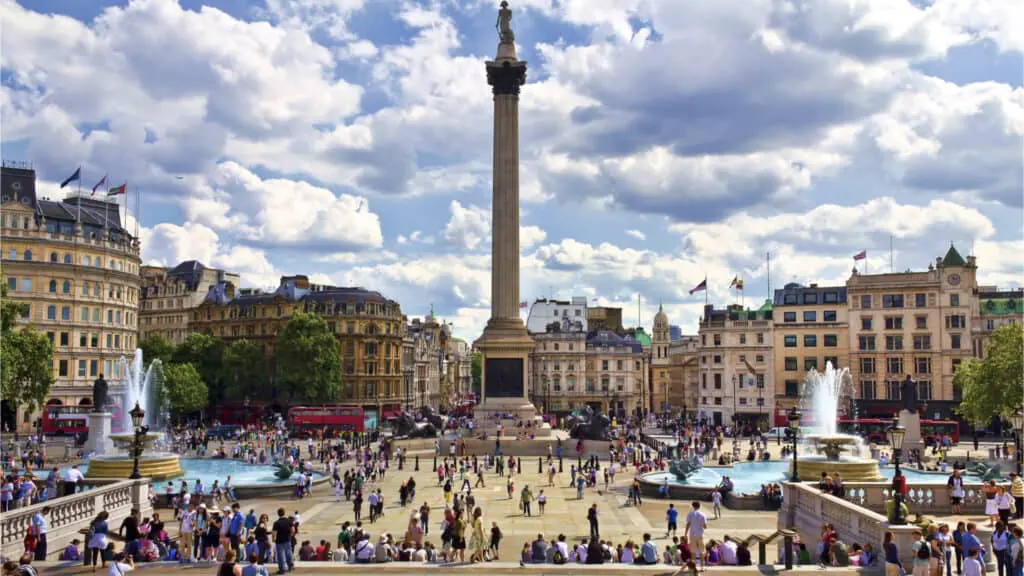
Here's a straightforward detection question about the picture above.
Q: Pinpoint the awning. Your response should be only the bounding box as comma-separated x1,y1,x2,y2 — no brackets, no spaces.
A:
382,410,401,419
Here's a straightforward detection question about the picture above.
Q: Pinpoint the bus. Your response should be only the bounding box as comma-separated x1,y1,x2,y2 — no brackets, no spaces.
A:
837,418,960,444
213,401,275,426
287,405,365,435
41,404,125,436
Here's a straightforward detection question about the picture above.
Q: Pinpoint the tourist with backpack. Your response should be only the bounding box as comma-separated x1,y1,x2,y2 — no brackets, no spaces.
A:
911,529,931,576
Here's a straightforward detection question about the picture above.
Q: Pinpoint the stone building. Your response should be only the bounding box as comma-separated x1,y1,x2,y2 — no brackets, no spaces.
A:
189,275,405,421
668,335,700,418
651,304,672,413
696,301,774,429
587,306,623,332
846,246,977,420
447,338,473,402
1,163,141,430
406,311,449,409
772,283,849,424
139,261,239,345
971,287,1022,359
525,296,588,333
529,330,587,415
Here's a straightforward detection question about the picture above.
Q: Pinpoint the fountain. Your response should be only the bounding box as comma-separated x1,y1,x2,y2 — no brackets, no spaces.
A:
86,350,182,480
793,362,884,482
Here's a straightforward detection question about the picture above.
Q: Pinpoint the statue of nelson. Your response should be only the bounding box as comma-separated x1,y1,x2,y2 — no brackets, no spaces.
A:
92,374,109,413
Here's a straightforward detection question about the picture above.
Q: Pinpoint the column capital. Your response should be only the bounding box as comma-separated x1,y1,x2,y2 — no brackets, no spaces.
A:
487,60,527,96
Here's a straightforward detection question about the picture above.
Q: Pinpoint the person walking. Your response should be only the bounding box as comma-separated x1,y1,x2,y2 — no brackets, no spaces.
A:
271,508,295,574
30,507,49,561
1010,473,1024,520
666,503,679,538
587,504,599,541
521,485,533,517
684,501,708,567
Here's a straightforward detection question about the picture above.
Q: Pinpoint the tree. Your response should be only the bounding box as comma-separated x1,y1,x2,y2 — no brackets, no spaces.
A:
138,333,175,367
0,282,54,415
956,323,1024,425
471,352,482,396
222,339,270,399
161,362,209,416
274,312,342,402
172,333,226,403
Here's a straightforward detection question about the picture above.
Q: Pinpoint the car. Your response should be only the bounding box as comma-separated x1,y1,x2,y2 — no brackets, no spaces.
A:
206,424,242,440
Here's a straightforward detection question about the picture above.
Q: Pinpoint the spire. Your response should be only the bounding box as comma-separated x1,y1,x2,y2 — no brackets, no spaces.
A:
942,243,967,267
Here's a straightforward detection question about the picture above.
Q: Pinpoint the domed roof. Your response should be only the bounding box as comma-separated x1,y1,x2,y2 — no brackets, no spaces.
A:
654,302,668,326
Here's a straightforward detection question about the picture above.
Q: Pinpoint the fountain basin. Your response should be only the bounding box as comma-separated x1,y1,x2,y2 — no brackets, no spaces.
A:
85,454,183,480
793,457,885,482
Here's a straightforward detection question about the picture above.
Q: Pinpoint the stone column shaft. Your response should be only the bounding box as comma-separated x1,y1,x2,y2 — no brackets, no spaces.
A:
491,92,520,321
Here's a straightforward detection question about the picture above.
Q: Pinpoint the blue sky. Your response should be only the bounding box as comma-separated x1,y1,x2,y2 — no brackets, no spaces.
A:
2,0,1022,339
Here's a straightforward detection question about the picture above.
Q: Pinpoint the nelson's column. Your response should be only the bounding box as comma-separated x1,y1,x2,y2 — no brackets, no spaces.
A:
473,1,550,437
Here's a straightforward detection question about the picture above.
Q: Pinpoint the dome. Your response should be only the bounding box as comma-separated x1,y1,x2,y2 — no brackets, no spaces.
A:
654,302,668,327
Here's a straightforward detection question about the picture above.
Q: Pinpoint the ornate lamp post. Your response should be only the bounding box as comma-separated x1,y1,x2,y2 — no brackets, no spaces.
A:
887,416,907,525
787,406,801,482
128,402,147,480
1012,407,1024,476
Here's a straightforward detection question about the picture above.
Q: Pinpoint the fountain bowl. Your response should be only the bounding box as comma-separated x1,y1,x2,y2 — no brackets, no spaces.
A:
85,433,182,480
794,433,884,482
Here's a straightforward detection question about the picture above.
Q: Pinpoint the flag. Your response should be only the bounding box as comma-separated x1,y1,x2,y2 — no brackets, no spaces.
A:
519,301,528,309
729,276,739,289
107,183,127,196
689,279,707,295
853,250,867,261
91,174,108,196
736,278,744,291
59,167,81,189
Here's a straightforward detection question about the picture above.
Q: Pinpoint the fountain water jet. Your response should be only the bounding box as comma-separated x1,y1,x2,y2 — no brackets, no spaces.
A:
793,361,884,482
119,349,166,432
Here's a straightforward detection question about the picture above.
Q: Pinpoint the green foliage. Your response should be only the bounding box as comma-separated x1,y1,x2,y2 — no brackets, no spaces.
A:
222,339,270,399
274,312,342,402
162,362,209,415
956,324,1024,424
138,333,175,367
172,333,226,403
0,282,55,414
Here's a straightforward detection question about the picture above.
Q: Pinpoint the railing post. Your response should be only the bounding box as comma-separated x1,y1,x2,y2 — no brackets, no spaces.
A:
783,532,794,569
758,541,766,565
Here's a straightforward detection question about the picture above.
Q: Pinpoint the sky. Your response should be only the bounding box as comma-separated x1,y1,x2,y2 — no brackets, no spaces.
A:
2,0,1022,341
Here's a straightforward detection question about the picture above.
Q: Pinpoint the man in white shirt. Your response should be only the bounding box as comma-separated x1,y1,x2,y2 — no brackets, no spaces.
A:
31,507,50,560
63,465,85,496
720,535,738,565
106,552,134,576
553,534,570,563
684,501,708,565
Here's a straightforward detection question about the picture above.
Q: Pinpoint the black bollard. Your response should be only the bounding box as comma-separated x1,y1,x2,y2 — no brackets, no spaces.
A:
433,455,437,471
517,458,522,475
559,454,563,473
415,455,420,472
398,454,404,470
538,457,543,474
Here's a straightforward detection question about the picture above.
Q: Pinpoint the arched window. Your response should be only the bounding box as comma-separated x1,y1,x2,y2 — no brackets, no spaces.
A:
63,254,72,264
109,259,115,269
83,255,91,266
62,280,71,294
23,250,31,261
46,305,56,320
48,280,57,293
50,252,58,263
6,248,15,260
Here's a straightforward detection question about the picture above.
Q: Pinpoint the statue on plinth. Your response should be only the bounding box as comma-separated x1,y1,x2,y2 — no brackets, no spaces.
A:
900,374,918,413
496,1,515,44
669,457,702,481
92,374,109,413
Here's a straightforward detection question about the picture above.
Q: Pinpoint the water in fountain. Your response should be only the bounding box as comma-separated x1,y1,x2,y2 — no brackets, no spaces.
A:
118,349,166,432
798,361,867,461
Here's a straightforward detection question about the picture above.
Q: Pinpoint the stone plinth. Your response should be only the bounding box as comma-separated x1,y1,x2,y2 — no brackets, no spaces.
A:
898,409,924,454
85,412,113,456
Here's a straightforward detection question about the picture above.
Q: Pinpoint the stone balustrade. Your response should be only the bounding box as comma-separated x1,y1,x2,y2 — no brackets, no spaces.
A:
843,481,990,516
0,478,151,561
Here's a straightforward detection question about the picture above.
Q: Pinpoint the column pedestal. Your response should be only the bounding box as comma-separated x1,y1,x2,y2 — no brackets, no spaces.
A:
474,319,550,438
85,412,114,456
898,409,923,455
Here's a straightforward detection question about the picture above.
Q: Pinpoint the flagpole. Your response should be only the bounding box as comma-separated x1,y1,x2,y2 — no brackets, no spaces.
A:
135,181,141,239
77,165,83,224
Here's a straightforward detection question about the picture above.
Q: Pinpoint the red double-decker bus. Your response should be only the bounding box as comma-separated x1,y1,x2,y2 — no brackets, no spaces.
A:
287,405,364,434
837,418,960,444
41,404,124,436
213,402,274,426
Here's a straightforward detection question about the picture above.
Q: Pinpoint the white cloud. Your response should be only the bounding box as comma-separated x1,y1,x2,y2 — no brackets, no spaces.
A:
626,229,646,241
520,225,547,249
140,222,282,288
442,200,490,250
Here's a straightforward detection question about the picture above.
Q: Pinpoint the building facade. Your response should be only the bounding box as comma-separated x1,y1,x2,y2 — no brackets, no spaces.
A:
139,261,239,345
1,163,141,430
772,283,849,424
696,302,774,429
406,313,448,409
668,335,700,418
525,297,588,333
189,275,405,420
447,338,473,402
587,306,623,332
971,287,1023,359
529,330,587,415
651,304,672,413
846,246,977,420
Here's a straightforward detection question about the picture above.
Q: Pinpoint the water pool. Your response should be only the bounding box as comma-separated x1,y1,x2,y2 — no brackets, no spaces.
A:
645,461,982,494
36,459,321,486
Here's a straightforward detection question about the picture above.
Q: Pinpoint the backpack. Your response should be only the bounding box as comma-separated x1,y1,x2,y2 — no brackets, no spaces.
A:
552,549,565,564
917,540,931,560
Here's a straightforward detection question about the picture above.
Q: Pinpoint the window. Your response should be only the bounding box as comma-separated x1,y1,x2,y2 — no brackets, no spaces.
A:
82,282,89,296
106,334,112,348
756,374,765,388
823,310,837,322
785,380,799,397
951,334,961,349
861,295,872,309
803,311,816,322
860,381,876,400
915,357,931,374
5,278,14,291
739,334,746,344
950,294,960,307
22,249,31,261
803,293,818,304
945,315,966,329
783,293,798,305
60,306,70,321
60,332,69,346
858,335,876,351
78,360,87,377
713,373,722,389
63,254,71,264
83,255,91,266
886,380,901,400
49,252,58,262
784,335,797,347
783,312,796,323
20,278,30,292
713,334,721,346
886,357,903,374
62,280,70,294
48,280,57,293
804,335,817,347
915,293,926,307
885,316,903,330
915,316,927,329
79,333,87,347
757,333,764,344
756,354,764,363
917,381,932,401
882,294,905,308
860,357,876,374
823,334,838,347
861,317,872,330
913,335,932,350
823,291,839,303
784,357,798,371
953,381,962,401
804,357,818,371
885,335,903,351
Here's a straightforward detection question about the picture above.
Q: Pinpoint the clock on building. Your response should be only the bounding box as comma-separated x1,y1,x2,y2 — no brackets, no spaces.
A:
948,273,961,286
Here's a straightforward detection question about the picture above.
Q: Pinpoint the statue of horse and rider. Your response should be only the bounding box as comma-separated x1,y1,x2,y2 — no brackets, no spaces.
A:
390,406,446,438
566,406,612,441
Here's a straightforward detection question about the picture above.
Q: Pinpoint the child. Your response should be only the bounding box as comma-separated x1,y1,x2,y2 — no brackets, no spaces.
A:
963,548,982,576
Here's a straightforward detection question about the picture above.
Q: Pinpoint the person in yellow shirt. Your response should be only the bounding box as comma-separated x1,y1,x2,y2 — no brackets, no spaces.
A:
1009,472,1023,520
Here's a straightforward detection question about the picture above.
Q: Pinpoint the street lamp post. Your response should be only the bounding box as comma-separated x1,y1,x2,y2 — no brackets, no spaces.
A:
128,402,148,480
887,416,907,525
787,407,801,482
732,374,739,430
1012,408,1024,476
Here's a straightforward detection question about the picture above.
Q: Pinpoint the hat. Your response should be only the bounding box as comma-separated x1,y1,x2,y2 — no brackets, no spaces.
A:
199,503,207,509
